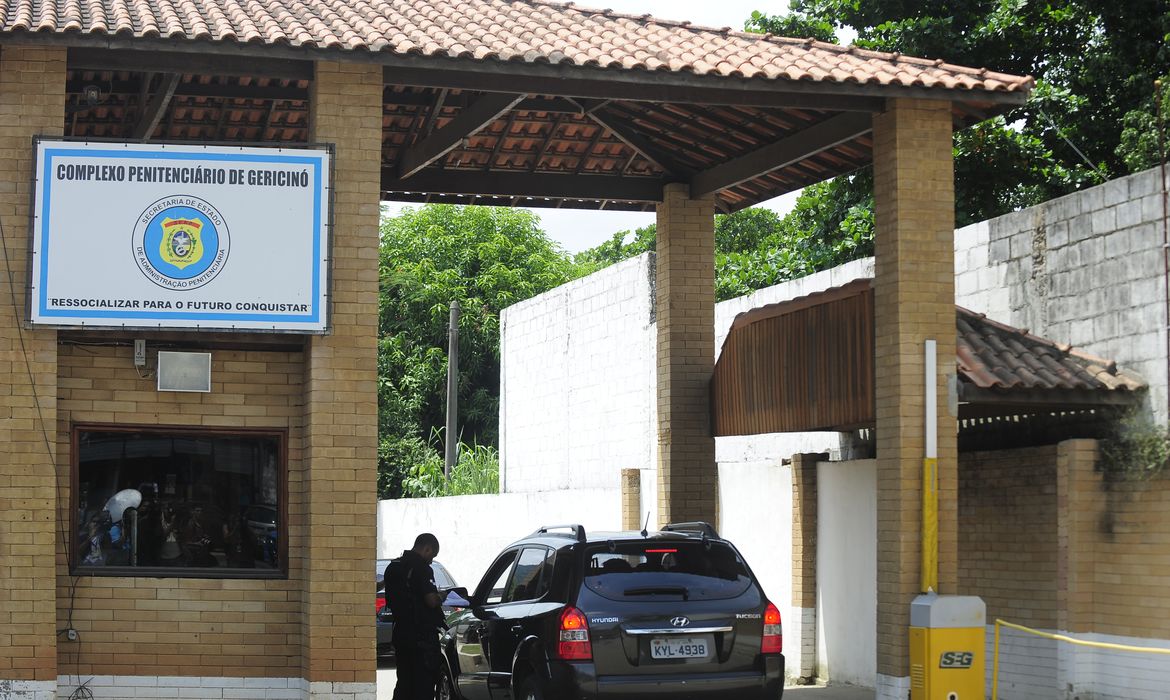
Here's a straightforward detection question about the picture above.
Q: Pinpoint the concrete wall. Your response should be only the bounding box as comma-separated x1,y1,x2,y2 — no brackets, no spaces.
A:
377,489,621,590
500,255,874,497
500,255,656,493
815,459,877,687
717,461,795,661
954,167,1170,423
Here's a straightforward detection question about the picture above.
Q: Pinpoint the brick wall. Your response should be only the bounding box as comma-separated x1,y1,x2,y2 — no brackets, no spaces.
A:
55,341,305,677
1092,474,1170,638
0,44,66,685
958,445,1060,629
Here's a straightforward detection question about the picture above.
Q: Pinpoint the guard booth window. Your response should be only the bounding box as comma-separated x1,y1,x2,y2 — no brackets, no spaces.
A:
72,425,285,578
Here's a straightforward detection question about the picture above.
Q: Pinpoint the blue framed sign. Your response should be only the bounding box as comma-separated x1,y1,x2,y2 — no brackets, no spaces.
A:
31,141,331,332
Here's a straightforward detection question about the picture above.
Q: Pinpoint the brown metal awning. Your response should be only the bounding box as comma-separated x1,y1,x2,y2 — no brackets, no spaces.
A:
711,280,1146,436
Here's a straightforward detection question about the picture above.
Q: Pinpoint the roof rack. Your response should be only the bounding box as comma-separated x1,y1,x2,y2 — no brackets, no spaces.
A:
532,524,587,542
661,521,720,540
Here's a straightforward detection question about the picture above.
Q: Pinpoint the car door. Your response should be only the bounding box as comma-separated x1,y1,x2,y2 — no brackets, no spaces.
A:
485,546,550,700
453,550,518,700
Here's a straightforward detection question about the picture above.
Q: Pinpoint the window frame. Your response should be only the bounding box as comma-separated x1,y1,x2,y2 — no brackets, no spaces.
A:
70,422,289,580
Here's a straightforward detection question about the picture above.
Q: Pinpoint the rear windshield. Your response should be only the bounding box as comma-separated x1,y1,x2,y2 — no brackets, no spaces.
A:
583,541,754,602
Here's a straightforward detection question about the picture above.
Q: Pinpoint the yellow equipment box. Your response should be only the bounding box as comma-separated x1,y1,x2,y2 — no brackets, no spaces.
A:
910,594,986,700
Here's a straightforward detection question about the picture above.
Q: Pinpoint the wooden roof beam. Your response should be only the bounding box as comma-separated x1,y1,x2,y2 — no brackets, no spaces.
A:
132,73,181,141
398,92,526,179
383,169,666,203
689,111,873,198
569,98,690,177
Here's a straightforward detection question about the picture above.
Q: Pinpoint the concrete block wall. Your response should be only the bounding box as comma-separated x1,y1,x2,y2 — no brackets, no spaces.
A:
500,254,656,493
499,255,870,497
954,167,1170,423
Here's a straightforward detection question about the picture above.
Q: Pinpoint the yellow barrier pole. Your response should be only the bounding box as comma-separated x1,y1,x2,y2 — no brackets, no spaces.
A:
992,619,1001,700
921,340,938,593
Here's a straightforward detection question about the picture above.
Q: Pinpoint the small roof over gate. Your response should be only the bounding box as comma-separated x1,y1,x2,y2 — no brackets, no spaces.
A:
1,0,1033,211
712,280,1145,436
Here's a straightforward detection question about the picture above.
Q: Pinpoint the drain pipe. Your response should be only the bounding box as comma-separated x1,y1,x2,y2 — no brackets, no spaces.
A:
1157,79,1169,423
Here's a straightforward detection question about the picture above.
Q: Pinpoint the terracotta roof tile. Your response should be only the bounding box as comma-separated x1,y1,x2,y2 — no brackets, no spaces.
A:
1,0,1033,96
957,308,1145,394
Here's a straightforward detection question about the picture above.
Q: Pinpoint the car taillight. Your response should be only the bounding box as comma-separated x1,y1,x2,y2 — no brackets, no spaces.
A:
762,601,783,654
556,606,592,661
376,594,386,614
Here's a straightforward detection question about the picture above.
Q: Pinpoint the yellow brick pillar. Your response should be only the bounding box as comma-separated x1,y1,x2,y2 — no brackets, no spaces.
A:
0,45,64,691
621,468,642,530
872,98,959,698
1056,439,1101,634
655,183,717,527
303,61,381,696
790,452,822,680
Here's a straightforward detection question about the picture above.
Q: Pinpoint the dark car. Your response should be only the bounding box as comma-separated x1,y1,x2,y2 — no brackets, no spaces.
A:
376,557,458,659
437,522,784,700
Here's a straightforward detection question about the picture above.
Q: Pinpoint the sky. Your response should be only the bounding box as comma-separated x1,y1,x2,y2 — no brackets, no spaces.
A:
381,0,810,255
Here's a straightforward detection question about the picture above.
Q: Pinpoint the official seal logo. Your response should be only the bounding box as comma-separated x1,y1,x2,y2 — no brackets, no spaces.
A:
132,196,230,290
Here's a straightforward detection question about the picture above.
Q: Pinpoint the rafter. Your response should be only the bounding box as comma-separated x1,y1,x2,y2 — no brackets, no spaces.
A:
569,98,689,176
383,169,666,203
690,112,873,198
398,92,526,179
133,73,180,141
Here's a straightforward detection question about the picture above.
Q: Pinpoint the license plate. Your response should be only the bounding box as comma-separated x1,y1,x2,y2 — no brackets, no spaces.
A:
650,636,711,659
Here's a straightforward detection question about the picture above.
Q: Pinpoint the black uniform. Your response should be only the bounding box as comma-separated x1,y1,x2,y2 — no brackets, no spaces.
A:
384,550,444,700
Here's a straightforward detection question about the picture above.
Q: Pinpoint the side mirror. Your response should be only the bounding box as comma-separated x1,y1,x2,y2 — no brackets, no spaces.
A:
444,587,472,608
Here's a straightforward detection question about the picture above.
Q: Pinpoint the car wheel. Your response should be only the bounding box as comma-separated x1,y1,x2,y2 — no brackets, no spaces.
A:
517,674,546,700
437,663,458,700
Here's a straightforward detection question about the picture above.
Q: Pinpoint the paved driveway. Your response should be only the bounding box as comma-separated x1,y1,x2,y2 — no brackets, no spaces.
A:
377,665,874,700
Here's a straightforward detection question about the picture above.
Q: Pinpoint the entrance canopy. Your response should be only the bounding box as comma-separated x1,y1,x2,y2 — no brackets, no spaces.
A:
3,0,1030,211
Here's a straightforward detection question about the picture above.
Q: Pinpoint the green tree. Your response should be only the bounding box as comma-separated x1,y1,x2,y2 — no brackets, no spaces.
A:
575,205,871,302
378,205,581,497
747,1,1170,228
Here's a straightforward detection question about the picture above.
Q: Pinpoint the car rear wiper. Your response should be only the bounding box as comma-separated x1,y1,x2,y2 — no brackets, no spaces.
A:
623,586,689,600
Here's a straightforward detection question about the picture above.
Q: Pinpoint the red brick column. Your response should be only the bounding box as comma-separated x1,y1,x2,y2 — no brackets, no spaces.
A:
655,183,717,527
0,45,65,688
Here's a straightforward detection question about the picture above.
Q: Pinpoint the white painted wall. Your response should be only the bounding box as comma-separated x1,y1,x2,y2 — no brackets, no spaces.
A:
377,489,621,590
717,460,795,663
815,458,877,687
500,254,656,493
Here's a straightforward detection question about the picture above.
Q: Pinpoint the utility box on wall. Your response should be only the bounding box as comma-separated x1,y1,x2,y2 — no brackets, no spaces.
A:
910,594,986,700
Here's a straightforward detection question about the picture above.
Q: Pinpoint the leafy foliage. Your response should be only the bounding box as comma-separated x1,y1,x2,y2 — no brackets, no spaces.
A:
377,205,581,498
575,184,874,302
400,442,501,498
745,1,1170,233
1101,409,1170,480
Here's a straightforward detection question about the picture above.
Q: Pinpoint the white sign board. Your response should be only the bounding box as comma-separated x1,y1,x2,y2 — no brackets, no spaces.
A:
31,141,331,332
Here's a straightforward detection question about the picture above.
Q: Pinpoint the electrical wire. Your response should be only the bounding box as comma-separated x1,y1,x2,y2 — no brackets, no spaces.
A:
0,171,87,693
1037,107,1107,180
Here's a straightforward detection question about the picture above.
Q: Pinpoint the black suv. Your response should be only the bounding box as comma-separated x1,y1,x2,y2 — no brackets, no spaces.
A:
438,522,784,700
